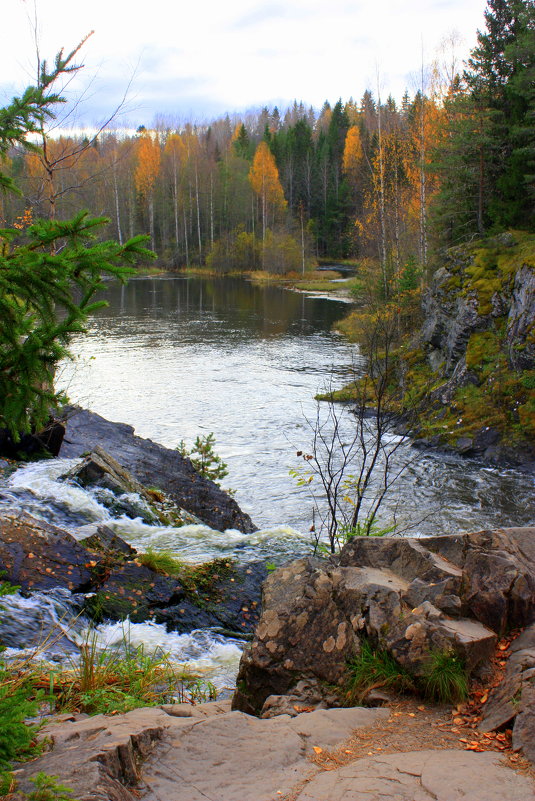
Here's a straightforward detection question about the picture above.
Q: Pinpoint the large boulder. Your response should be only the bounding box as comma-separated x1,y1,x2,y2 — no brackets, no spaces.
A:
60,407,255,533
0,511,94,592
233,528,535,715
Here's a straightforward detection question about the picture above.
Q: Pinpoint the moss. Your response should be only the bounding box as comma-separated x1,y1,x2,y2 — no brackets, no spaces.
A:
518,398,535,436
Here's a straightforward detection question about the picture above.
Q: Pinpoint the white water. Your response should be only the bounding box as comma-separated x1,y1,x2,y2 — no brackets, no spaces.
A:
1,458,308,563
0,458,302,691
0,589,242,695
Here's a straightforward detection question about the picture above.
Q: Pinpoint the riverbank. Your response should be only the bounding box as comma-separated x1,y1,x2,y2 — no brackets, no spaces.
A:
5,525,535,800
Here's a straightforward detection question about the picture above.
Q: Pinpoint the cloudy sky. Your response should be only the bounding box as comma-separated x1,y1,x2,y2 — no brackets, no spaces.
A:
3,0,488,127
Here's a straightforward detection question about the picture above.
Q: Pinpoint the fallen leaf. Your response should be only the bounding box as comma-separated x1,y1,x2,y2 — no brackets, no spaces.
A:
408,712,416,717
312,746,323,754
344,750,353,754
498,642,509,651
454,717,464,725
480,693,488,704
417,706,426,711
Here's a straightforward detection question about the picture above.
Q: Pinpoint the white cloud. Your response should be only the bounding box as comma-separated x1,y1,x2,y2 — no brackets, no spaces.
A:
2,0,487,125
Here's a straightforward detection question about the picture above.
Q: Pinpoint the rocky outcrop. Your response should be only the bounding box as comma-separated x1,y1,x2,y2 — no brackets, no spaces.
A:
507,263,535,370
60,406,255,533
406,233,535,464
232,528,535,716
63,446,203,526
0,511,94,592
0,513,265,635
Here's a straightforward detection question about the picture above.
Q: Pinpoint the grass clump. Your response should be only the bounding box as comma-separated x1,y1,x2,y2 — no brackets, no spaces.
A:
43,634,217,715
136,548,183,576
421,649,468,704
345,640,414,704
346,641,470,707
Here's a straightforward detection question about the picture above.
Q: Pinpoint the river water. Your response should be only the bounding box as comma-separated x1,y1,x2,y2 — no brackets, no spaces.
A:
56,276,533,536
1,275,533,688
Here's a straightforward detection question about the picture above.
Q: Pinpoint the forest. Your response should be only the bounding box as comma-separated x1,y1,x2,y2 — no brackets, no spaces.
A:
1,0,533,285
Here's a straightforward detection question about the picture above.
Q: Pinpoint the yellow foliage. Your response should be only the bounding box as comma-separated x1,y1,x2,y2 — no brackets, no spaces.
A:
135,132,161,197
343,126,363,177
248,141,286,211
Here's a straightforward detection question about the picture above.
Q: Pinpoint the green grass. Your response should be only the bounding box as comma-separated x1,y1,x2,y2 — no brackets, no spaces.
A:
346,641,470,706
421,649,468,704
136,548,183,576
345,640,415,704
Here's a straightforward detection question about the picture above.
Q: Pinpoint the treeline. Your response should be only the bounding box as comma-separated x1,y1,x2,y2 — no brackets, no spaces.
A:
1,0,533,282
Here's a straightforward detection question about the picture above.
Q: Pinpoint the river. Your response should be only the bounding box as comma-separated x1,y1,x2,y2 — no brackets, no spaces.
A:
1,274,533,690
56,275,533,536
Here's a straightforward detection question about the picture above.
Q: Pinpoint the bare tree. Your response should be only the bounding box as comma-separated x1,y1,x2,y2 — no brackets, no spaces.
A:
293,308,422,554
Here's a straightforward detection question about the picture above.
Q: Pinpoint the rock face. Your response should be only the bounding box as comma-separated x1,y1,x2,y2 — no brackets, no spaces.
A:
232,528,535,716
408,234,535,464
0,511,93,592
0,513,265,635
60,406,255,533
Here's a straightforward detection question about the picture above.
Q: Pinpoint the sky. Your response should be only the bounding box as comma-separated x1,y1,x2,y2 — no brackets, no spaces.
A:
2,0,489,128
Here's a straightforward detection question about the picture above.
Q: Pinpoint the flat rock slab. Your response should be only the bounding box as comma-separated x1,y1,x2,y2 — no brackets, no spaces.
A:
140,706,391,801
295,749,535,801
14,704,389,801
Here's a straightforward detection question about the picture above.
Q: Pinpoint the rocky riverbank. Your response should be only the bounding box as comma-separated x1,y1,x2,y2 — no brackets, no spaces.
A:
233,527,535,765
0,410,266,636
403,233,535,466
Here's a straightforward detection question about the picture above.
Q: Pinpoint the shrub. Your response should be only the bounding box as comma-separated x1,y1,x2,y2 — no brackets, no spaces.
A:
176,433,228,486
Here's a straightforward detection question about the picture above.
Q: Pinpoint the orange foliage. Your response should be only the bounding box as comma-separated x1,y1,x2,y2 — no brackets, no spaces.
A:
248,141,286,211
343,125,363,177
135,132,161,197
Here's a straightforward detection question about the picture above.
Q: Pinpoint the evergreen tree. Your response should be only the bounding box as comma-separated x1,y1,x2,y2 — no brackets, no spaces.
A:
0,45,153,441
432,0,534,242
464,0,535,230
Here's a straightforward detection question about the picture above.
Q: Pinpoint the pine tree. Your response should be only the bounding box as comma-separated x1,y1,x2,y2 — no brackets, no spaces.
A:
464,0,535,230
432,0,534,242
0,45,153,442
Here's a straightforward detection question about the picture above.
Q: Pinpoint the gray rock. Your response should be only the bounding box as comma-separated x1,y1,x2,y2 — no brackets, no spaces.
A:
295,749,535,801
13,704,390,801
60,406,255,533
234,529,534,715
507,264,535,370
